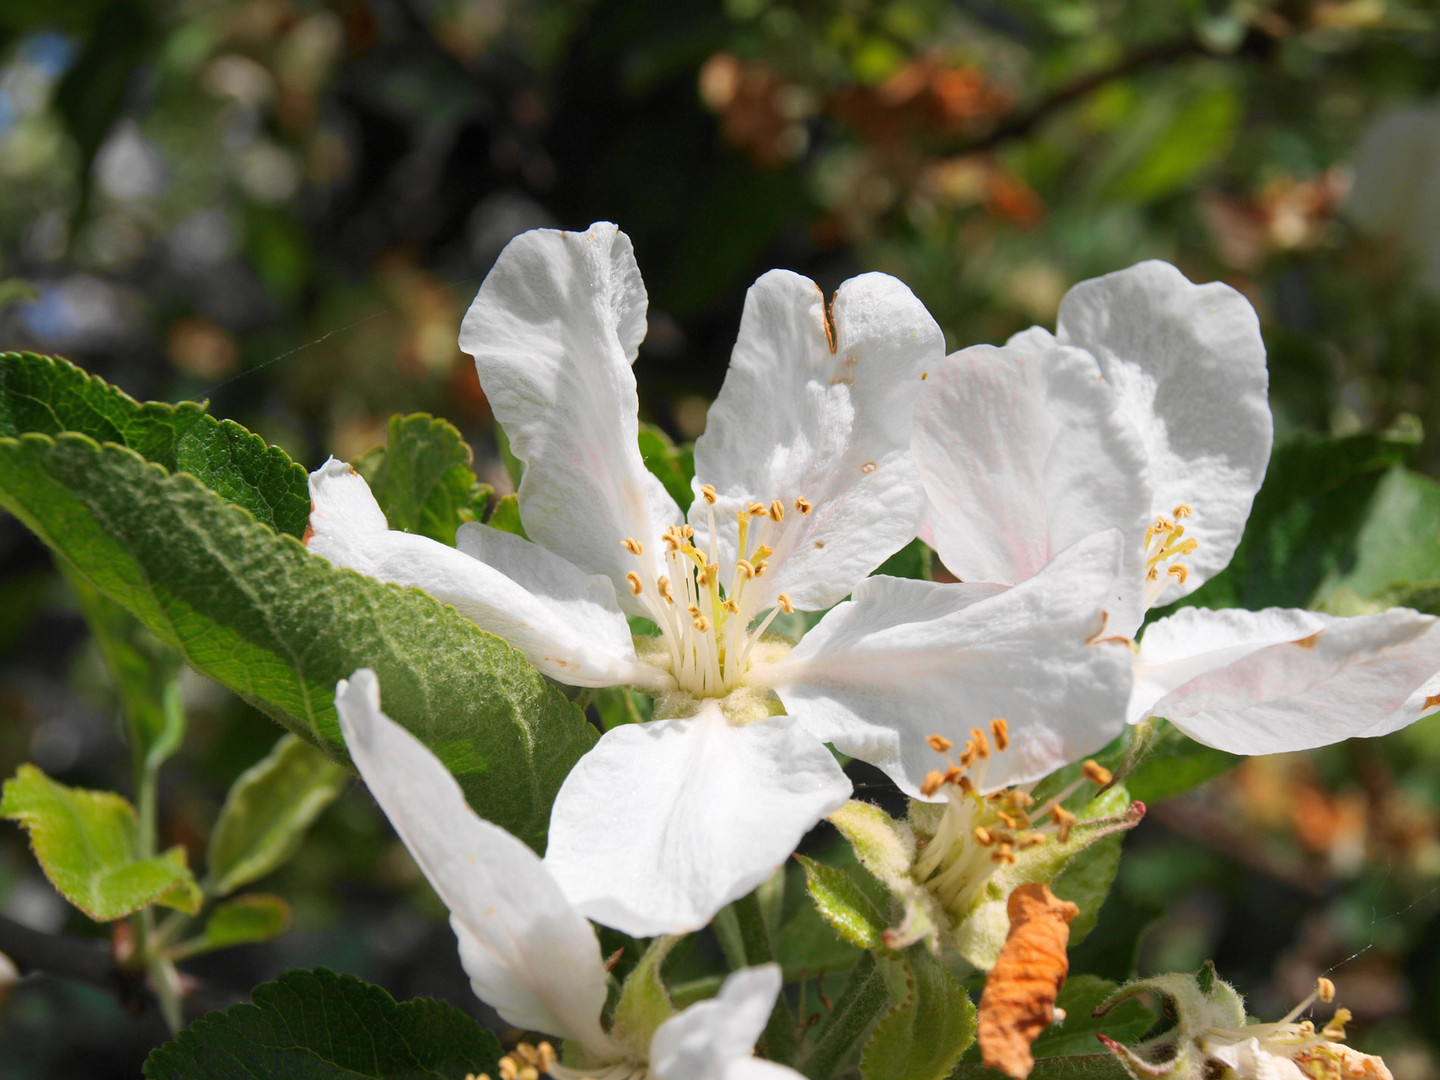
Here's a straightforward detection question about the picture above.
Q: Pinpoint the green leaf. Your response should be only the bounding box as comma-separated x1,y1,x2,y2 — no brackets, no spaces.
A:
873,539,932,581
206,735,349,897
486,493,529,538
0,764,201,921
860,946,976,1080
1313,466,1440,610
67,570,186,770
952,1054,1130,1080
798,950,890,1080
1112,85,1240,202
593,685,654,729
142,968,502,1080
1122,720,1238,805
1181,425,1421,612
0,433,598,851
1030,975,1155,1059
0,351,310,537
638,423,696,509
798,855,888,950
173,894,292,959
353,414,493,546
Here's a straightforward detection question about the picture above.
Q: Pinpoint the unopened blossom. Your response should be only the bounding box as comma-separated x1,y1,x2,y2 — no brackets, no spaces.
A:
335,670,802,1080
912,259,1440,756
1348,100,1440,295
1096,965,1392,1080
307,222,1133,935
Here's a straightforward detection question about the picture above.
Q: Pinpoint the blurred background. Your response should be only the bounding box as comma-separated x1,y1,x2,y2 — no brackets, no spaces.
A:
0,0,1439,1074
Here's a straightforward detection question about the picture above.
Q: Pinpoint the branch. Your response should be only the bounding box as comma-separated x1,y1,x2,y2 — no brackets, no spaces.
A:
947,27,1278,157
0,913,244,1019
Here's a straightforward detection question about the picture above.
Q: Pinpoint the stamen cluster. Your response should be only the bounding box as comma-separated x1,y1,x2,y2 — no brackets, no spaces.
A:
622,484,811,698
912,721,1112,918
1143,504,1199,607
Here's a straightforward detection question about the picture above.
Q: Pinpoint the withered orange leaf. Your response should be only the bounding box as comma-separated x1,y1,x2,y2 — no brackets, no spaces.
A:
977,882,1079,1080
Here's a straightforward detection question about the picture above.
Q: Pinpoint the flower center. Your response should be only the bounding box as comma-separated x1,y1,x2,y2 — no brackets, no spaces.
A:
622,485,812,698
911,724,1111,919
1143,503,1198,607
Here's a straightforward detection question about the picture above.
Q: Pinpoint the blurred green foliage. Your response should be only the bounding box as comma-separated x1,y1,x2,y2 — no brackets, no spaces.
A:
1,0,1439,1075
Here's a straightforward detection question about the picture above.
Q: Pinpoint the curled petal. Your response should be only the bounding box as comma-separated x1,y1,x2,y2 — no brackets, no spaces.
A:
1135,605,1440,753
768,531,1135,794
460,223,681,613
691,270,942,610
334,670,614,1057
1054,261,1272,604
543,704,851,936
308,460,656,688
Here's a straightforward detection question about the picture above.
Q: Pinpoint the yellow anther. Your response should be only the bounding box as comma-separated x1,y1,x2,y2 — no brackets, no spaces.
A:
927,734,954,753
777,593,794,614
625,572,643,596
695,565,711,587
693,614,711,632
705,562,719,580
1049,805,1077,844
657,576,674,603
1082,760,1113,786
942,765,963,785
751,544,773,561
1322,1008,1352,1041
736,559,756,578
973,826,996,846
1017,833,1047,849
1317,977,1336,1003
957,775,975,796
1173,504,1193,519
747,501,767,517
990,842,1016,864
997,811,1020,830
662,527,682,550
970,727,991,759
688,604,702,618
959,744,976,769
701,483,717,505
921,770,946,797
537,1044,556,1071
795,496,812,515
1168,564,1189,584
990,718,1009,751
1299,1020,1315,1034
621,537,643,555
723,598,740,614
770,499,785,521
681,524,695,539
1152,515,1175,534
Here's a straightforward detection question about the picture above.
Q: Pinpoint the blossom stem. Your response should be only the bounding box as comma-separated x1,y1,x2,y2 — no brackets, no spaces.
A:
727,891,799,1064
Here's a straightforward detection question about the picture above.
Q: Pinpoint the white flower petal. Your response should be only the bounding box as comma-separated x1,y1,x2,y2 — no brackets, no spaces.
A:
1055,261,1272,604
1135,605,1440,754
543,704,852,936
651,965,798,1080
914,341,1151,630
334,670,614,1057
767,532,1135,794
691,270,942,610
460,222,681,614
308,460,654,688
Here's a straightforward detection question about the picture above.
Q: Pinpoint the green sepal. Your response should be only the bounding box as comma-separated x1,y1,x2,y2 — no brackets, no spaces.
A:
798,855,888,950
611,935,680,1059
206,735,349,898
0,764,201,921
352,413,492,545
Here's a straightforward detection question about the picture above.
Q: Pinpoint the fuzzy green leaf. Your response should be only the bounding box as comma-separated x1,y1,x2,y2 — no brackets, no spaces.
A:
353,414,493,545
1029,975,1156,1059
798,950,890,1080
0,351,310,537
799,855,888,950
0,433,597,851
175,894,292,958
206,735,349,897
860,947,976,1080
0,764,201,921
143,968,501,1080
